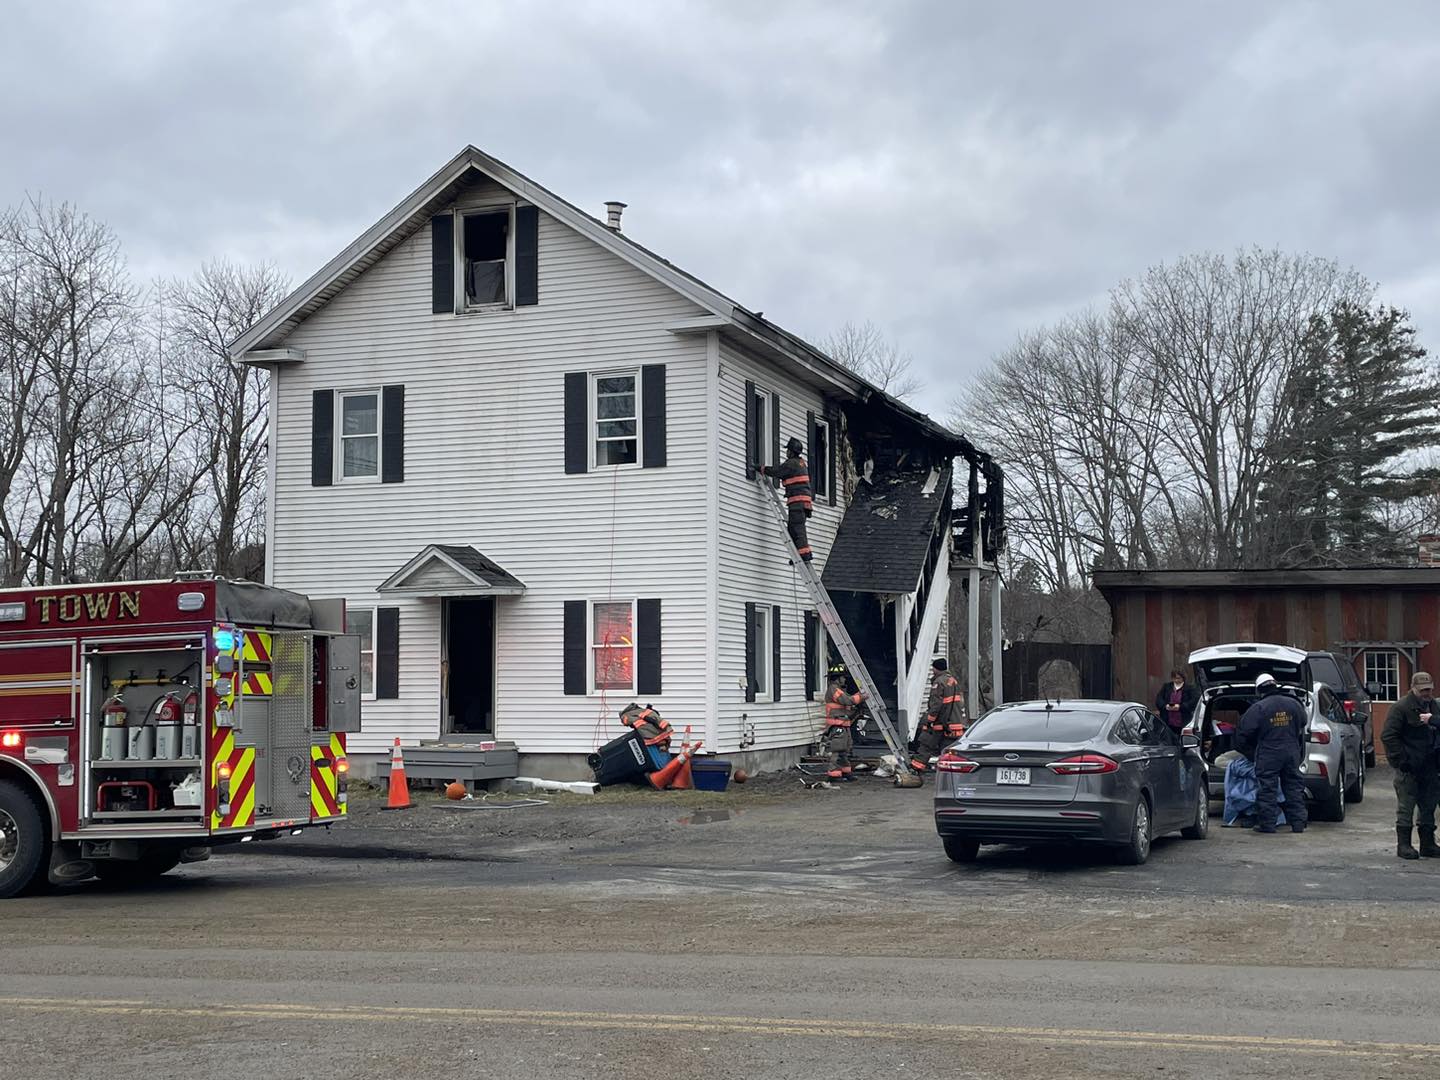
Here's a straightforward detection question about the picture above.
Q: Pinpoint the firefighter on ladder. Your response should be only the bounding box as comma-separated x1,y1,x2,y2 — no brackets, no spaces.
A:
822,662,865,780
911,657,966,773
758,437,813,561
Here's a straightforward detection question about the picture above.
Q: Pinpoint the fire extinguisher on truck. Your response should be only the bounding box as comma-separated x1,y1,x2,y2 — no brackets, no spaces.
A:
0,574,362,899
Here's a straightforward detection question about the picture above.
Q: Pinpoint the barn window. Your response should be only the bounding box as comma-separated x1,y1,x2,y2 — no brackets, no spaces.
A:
1364,650,1399,702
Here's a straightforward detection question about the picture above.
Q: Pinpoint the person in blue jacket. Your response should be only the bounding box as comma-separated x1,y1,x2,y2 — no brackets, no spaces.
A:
1234,672,1309,834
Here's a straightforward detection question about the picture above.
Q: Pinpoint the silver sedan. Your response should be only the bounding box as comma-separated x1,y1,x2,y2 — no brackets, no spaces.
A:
933,700,1210,866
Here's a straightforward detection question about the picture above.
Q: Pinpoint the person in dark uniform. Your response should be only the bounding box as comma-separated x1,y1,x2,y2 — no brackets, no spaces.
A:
1381,670,1440,860
821,662,864,780
911,657,966,772
1235,672,1309,834
758,437,813,561
1155,669,1199,733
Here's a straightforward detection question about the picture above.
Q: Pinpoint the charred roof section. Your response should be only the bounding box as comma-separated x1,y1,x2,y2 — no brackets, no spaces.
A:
823,466,955,594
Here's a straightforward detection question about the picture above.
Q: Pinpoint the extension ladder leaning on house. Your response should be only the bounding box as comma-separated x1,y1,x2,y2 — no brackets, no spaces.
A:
755,478,921,787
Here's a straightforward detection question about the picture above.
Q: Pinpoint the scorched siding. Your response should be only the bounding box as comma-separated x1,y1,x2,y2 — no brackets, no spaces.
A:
714,342,843,753
269,204,712,754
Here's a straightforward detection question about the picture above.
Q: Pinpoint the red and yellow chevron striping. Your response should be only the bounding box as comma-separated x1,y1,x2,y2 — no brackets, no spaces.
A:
210,727,256,830
242,630,272,665
241,671,273,697
309,732,347,821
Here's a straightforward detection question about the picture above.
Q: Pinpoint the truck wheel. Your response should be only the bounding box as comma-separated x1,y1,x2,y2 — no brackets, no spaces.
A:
0,780,48,899
942,836,980,863
93,849,182,884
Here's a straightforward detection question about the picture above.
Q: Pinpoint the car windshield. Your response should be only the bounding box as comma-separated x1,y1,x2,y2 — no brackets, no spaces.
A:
965,708,1110,743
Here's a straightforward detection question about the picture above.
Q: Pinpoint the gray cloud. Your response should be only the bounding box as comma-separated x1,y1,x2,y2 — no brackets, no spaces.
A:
4,0,1438,419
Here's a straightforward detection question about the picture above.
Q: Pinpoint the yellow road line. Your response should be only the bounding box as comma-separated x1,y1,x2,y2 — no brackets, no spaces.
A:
0,997,1434,1059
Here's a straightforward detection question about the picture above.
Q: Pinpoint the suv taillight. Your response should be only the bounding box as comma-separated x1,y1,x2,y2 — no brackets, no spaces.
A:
1047,754,1119,775
936,751,979,774
1308,728,1331,744
1342,700,1356,716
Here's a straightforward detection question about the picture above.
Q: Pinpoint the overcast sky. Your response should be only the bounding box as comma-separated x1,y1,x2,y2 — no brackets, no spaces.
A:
4,1,1439,420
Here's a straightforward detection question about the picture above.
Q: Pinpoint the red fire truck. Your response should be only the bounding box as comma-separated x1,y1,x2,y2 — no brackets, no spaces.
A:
0,574,361,898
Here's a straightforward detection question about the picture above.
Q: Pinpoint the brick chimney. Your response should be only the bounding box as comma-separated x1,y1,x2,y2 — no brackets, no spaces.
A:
1419,534,1440,566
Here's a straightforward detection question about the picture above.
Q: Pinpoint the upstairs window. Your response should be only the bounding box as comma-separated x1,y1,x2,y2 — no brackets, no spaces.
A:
338,391,380,480
592,372,639,467
811,417,829,497
462,208,513,309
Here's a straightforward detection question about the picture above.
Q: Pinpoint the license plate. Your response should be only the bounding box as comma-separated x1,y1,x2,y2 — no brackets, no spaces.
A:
996,767,1031,785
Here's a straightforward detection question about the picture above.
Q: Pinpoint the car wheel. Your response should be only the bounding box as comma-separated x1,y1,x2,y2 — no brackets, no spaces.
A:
0,780,49,900
1346,753,1365,804
1364,748,1377,770
942,836,980,864
1317,768,1346,823
1182,781,1209,840
1115,796,1152,865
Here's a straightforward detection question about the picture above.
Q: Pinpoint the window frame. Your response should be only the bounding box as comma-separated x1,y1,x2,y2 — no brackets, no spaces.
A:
589,598,637,695
750,385,773,470
589,368,643,471
456,204,517,313
1363,650,1400,702
346,605,377,702
811,417,829,498
810,612,828,697
750,602,771,700
335,389,383,484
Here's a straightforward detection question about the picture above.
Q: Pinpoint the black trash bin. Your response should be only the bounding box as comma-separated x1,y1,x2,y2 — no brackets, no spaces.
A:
588,730,651,786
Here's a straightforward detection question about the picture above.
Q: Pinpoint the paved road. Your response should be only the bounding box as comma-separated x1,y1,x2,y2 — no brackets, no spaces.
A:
3,770,1437,1078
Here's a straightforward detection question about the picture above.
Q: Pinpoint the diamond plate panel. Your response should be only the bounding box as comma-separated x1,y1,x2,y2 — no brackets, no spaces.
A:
266,632,313,820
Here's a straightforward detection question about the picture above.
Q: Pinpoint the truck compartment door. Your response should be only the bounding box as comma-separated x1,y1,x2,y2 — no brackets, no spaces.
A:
325,634,363,733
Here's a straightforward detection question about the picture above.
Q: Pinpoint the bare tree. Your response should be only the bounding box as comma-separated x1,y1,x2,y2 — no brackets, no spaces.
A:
823,320,924,401
161,260,289,577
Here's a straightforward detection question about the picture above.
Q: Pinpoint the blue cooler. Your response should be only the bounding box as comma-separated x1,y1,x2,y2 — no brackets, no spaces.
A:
692,758,732,792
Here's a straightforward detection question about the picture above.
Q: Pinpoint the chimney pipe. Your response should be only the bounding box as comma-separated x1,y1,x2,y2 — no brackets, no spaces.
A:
604,201,626,231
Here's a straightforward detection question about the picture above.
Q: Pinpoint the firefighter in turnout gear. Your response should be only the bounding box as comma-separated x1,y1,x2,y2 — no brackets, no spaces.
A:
822,662,865,779
758,437,814,561
911,657,965,773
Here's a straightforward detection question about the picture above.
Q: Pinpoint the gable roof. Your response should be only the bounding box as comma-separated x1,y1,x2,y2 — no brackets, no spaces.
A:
822,467,952,594
378,544,526,597
229,145,983,461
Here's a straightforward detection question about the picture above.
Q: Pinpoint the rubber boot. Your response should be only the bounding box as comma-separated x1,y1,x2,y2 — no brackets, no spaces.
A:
1419,827,1440,858
1397,826,1420,860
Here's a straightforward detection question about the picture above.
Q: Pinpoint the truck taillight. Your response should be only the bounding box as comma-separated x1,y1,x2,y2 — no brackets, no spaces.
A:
1,731,20,749
335,758,349,774
217,761,233,780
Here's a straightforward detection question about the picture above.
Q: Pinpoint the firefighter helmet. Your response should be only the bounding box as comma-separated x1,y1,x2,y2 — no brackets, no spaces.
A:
786,436,805,456
828,662,848,678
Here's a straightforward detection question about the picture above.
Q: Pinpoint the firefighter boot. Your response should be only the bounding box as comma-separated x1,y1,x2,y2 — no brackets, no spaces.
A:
1397,826,1420,860
1419,827,1440,858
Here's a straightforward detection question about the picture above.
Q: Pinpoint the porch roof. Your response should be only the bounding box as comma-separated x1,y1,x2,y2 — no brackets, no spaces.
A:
822,467,948,594
377,544,526,597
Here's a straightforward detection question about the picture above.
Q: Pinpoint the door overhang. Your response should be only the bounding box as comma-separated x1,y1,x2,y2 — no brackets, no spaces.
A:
378,544,526,598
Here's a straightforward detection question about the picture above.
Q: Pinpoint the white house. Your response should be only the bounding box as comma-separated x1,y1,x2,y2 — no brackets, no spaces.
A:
231,146,984,775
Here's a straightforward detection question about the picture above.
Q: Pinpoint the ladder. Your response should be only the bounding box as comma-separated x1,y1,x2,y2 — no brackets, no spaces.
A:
755,479,917,781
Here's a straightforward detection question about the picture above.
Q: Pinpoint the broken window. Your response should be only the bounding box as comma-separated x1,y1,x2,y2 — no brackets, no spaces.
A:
463,209,510,307
811,418,829,497
592,372,639,467
750,386,771,469
592,600,635,691
338,391,380,480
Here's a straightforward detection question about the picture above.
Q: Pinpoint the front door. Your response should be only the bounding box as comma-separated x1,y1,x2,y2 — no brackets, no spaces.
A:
444,597,495,735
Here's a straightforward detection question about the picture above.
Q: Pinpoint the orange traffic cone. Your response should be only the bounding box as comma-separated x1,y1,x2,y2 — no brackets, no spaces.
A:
385,738,412,809
649,753,684,789
667,739,703,790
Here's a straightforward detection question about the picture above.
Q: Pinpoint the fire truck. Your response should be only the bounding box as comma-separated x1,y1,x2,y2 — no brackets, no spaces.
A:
0,574,361,898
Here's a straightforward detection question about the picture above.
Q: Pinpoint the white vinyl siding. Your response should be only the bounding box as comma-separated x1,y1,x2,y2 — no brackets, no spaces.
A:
715,342,844,751
269,193,711,753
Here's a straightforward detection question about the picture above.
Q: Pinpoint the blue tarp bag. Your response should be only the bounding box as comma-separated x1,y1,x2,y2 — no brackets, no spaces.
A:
1222,755,1286,827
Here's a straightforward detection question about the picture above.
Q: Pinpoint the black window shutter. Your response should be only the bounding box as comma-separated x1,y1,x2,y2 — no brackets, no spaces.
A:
641,365,667,469
743,379,756,479
637,599,662,695
771,605,782,702
381,385,405,484
515,205,539,306
770,391,781,487
744,602,757,703
311,390,334,487
563,601,586,695
827,410,839,506
431,213,454,314
564,372,588,474
376,607,400,699
804,610,818,701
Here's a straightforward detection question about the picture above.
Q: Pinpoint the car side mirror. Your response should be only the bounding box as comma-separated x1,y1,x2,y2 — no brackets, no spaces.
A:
1364,683,1380,697
1182,734,1200,749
